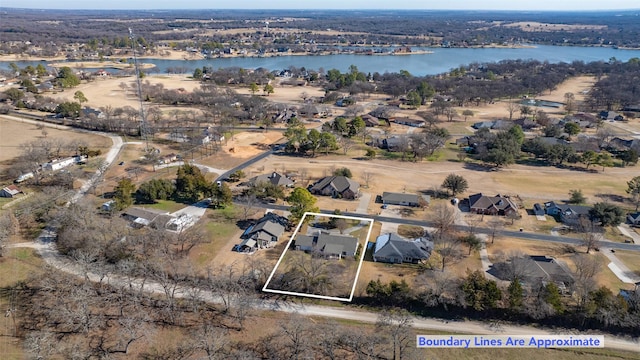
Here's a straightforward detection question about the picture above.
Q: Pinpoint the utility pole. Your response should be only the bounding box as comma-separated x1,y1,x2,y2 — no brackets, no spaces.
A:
129,28,150,150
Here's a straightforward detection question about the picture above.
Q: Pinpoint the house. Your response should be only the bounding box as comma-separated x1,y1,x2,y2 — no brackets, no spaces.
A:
627,212,640,226
82,107,105,119
468,193,518,216
238,213,288,251
293,231,358,259
36,81,54,93
533,203,545,216
309,176,360,200
159,153,178,164
203,127,225,142
393,117,425,128
246,172,294,188
43,157,76,172
381,192,429,207
472,120,511,130
0,185,23,198
94,69,110,77
361,114,379,127
472,121,496,130
166,214,196,232
121,207,170,228
455,136,471,147
544,201,591,226
489,255,574,290
373,233,432,264
623,104,640,113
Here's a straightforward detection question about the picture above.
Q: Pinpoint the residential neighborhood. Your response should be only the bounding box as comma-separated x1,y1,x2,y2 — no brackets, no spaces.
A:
1,7,640,359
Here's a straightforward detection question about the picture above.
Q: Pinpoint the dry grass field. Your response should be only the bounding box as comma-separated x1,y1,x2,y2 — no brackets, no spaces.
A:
0,116,113,174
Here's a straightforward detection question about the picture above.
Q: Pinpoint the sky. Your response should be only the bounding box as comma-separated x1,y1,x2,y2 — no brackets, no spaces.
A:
4,0,639,11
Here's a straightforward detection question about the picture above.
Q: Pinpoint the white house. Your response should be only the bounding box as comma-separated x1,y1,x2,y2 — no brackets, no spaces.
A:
43,157,76,172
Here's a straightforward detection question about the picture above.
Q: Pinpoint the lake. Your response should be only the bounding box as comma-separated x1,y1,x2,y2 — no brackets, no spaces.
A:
2,45,640,76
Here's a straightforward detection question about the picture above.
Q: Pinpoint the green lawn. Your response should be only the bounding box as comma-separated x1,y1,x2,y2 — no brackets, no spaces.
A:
140,199,186,213
191,208,243,267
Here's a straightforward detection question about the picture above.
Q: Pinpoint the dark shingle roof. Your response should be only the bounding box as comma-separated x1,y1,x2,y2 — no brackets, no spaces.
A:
311,176,359,194
374,233,431,261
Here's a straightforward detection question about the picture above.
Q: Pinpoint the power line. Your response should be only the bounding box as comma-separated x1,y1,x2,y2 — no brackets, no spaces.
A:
128,28,150,151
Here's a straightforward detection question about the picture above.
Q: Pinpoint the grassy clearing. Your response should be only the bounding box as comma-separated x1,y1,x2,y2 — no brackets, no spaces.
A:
604,226,634,243
397,224,425,238
190,208,243,269
614,250,640,277
140,199,185,213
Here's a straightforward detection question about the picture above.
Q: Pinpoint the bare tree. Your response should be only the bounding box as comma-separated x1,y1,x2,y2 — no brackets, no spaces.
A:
506,100,519,121
564,92,576,114
572,254,601,307
335,218,349,234
431,202,456,240
362,171,374,189
486,219,504,244
0,213,12,257
376,309,415,360
435,235,463,271
337,135,356,155
193,322,230,360
577,218,603,253
237,194,258,221
279,315,313,360
173,227,208,256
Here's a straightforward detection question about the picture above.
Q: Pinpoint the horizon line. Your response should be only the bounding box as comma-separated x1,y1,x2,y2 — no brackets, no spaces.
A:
2,7,640,12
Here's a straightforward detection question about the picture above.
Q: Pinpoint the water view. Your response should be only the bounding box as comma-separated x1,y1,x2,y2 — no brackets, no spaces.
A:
2,45,640,76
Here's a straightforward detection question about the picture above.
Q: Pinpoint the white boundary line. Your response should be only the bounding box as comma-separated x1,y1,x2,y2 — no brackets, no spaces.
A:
262,211,374,302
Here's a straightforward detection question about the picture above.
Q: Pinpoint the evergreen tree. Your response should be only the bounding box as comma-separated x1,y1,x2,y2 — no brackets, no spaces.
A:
113,178,136,210
507,279,524,310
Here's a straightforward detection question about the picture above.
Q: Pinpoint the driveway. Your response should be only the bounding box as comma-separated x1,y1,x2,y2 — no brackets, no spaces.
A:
617,224,640,244
355,192,371,215
601,248,640,284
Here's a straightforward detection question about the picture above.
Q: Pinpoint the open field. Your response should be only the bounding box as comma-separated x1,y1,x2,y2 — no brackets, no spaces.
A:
0,116,113,174
241,153,637,217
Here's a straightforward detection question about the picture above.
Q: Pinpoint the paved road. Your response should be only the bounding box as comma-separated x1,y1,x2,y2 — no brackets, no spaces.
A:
12,238,639,353
5,116,638,352
245,202,640,252
216,148,277,181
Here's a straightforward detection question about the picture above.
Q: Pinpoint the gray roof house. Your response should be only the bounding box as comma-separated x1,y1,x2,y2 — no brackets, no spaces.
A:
247,172,294,188
373,233,433,264
533,203,545,216
627,212,640,226
121,207,171,228
544,202,591,226
293,232,359,259
489,255,574,290
238,213,288,251
381,192,430,207
309,176,359,200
